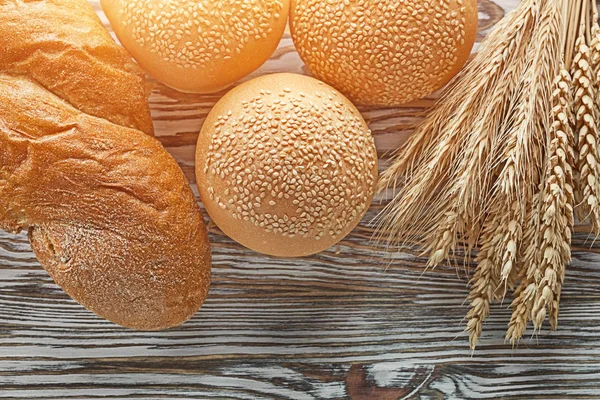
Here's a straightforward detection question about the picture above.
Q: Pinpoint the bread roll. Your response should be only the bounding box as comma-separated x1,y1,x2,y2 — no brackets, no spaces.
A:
101,0,290,94
290,0,479,106
0,0,153,135
0,0,211,330
196,73,378,257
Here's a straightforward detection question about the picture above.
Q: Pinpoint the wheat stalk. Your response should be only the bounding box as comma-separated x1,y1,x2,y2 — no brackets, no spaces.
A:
590,3,600,229
376,0,539,251
375,0,597,347
590,6,600,76
592,2,600,106
483,0,561,299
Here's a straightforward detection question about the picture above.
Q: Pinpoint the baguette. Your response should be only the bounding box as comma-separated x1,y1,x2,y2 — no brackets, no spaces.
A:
0,0,154,136
0,0,211,330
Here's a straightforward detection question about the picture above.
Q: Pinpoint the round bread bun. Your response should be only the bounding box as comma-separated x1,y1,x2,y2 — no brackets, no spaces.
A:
196,73,378,257
101,0,290,93
289,0,478,106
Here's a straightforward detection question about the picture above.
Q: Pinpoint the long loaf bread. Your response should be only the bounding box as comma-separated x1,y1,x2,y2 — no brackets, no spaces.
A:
0,0,211,330
0,0,154,135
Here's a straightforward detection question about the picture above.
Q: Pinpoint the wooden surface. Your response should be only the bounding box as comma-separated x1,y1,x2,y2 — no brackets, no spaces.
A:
3,1,600,399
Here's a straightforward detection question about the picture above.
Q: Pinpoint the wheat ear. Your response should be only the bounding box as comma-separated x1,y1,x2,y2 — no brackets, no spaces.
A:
490,0,561,291
572,30,600,232
531,66,575,331
466,211,503,349
501,0,561,193
506,66,574,343
426,15,537,268
506,189,543,345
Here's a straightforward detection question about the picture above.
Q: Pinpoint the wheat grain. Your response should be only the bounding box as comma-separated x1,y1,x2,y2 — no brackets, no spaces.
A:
426,210,464,267
497,202,523,289
507,273,539,344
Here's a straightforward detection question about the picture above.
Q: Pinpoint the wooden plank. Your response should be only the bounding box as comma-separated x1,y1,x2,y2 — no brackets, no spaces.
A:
4,1,600,399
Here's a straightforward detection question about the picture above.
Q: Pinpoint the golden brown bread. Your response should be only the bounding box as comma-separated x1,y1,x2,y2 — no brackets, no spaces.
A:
290,0,478,106
0,74,211,330
101,0,290,94
0,0,154,135
0,0,211,330
196,74,377,257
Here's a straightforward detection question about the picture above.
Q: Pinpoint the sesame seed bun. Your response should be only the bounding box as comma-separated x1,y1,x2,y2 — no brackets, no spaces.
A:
196,73,378,257
290,0,478,106
101,0,290,93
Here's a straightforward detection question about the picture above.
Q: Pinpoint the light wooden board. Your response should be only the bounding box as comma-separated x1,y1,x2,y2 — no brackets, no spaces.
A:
3,1,600,399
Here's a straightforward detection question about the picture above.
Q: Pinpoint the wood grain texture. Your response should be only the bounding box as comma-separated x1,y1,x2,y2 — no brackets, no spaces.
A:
3,1,600,399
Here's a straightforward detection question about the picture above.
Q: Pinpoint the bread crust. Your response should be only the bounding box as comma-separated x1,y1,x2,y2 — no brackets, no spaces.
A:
0,0,154,135
0,75,211,330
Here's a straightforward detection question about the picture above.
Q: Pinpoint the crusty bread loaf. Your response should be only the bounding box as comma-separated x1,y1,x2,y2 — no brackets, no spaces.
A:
0,0,154,136
0,0,211,330
0,75,211,330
